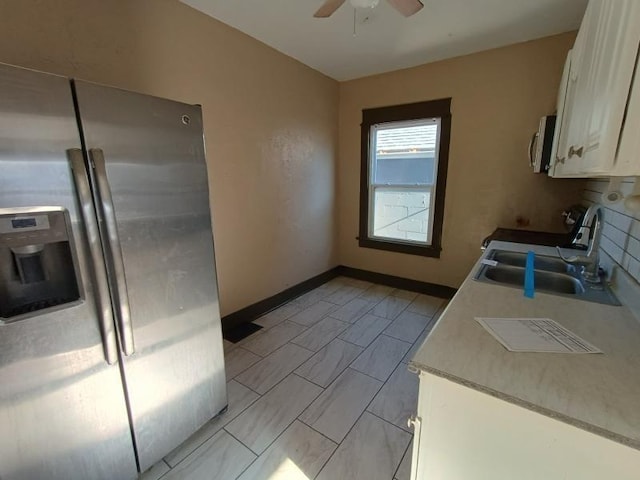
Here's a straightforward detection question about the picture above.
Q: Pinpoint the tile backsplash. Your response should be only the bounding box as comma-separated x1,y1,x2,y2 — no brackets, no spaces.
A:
582,178,640,317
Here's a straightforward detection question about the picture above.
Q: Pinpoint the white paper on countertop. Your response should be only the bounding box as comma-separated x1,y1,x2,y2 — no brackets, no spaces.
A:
475,317,602,354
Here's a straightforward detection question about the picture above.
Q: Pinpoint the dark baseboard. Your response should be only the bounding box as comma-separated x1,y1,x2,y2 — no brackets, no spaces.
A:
221,265,457,333
221,267,341,334
336,266,457,299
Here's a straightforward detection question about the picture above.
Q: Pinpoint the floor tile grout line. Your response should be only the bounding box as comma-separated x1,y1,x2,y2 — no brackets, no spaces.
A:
225,372,327,460
293,419,343,479
295,365,386,446
326,296,383,324
379,332,415,347
154,459,172,479
222,367,327,453
162,428,252,478
231,377,263,397
162,384,263,471
162,280,433,480
352,293,435,356
234,306,428,445
292,371,328,389
286,304,343,328
336,302,414,363
233,342,316,396
392,431,415,480
232,346,321,399
290,329,351,353
220,427,261,477
315,281,391,315
365,408,415,436
366,359,421,435
257,302,304,323
384,324,431,349
290,398,343,448
224,351,264,381
348,352,407,384
312,365,395,479
232,345,265,358
293,344,365,389
238,322,313,357
167,280,434,480
288,316,350,350
236,289,435,391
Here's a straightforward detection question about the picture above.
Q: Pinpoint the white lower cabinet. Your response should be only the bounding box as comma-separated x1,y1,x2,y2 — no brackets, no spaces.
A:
410,372,640,480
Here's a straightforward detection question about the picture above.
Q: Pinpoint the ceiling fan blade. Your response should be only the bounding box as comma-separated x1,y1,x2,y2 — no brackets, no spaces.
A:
314,0,347,18
386,0,424,17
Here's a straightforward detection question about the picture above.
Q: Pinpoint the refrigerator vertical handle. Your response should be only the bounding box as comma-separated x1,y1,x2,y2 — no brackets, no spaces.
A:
89,148,136,357
67,149,119,365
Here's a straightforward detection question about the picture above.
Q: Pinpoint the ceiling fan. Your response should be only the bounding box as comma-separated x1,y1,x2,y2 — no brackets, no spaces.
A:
314,0,424,18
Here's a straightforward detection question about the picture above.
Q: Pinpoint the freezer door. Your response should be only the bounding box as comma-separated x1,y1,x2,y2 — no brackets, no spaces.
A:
74,80,227,470
0,65,137,479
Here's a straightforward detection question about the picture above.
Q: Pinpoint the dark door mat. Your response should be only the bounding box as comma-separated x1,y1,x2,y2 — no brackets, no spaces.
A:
223,322,263,343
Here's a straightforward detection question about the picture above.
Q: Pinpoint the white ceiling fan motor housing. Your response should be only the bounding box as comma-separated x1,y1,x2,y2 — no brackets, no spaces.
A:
350,0,380,9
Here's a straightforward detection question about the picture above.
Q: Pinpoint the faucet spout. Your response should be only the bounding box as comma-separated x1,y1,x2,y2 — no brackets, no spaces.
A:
558,204,603,282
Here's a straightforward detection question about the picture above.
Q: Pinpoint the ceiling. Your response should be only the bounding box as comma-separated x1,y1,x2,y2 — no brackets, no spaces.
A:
181,0,588,81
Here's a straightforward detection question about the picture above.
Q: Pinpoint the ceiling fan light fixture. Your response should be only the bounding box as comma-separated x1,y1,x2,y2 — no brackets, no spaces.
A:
350,0,380,9
313,0,422,18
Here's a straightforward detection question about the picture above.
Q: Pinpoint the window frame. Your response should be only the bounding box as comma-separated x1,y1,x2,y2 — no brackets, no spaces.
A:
359,98,452,258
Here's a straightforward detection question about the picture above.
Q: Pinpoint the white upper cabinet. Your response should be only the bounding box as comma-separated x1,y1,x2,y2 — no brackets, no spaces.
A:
549,0,640,178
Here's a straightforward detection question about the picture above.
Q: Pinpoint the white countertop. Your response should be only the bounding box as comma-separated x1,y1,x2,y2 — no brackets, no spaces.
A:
410,240,640,450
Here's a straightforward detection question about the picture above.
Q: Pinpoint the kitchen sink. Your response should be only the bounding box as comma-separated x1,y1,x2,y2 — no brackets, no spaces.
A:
490,251,570,274
483,266,583,295
474,249,620,306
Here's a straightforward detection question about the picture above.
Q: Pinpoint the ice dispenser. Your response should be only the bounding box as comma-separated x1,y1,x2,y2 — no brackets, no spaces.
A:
0,208,81,320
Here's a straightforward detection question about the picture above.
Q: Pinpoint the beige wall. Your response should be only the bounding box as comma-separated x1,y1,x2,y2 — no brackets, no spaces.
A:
0,1,587,306
338,33,585,288
0,0,339,316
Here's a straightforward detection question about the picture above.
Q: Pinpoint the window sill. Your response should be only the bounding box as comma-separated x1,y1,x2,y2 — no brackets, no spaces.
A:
358,237,441,258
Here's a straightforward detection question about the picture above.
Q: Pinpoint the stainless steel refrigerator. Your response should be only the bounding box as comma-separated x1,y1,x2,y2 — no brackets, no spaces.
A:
0,62,227,479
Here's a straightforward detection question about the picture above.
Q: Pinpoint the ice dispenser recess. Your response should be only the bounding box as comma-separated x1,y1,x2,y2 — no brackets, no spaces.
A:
0,208,81,320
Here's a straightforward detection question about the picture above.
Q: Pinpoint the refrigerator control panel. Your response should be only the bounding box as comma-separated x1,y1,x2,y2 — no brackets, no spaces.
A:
0,208,81,320
0,214,50,233
0,210,68,248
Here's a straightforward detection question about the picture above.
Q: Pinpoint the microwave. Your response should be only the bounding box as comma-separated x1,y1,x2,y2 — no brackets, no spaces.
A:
528,115,556,173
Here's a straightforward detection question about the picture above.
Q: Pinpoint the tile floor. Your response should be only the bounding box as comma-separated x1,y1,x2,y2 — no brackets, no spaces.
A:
140,276,447,480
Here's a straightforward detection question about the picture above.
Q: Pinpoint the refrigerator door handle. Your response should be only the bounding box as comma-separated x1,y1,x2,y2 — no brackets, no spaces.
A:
67,149,119,365
89,148,135,356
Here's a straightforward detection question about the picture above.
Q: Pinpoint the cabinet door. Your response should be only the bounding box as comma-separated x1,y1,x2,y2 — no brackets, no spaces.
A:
551,0,640,177
615,48,640,176
580,0,640,174
550,51,588,177
413,373,640,479
561,1,600,168
550,4,600,177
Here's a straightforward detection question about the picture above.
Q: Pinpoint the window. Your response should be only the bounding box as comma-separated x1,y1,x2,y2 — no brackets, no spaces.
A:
359,98,451,257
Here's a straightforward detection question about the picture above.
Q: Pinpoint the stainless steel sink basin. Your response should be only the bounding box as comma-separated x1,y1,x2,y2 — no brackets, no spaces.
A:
474,249,620,306
491,251,569,274
483,265,584,295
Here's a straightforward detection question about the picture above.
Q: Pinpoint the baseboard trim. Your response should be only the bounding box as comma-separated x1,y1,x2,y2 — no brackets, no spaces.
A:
221,267,341,333
337,266,457,299
221,265,457,333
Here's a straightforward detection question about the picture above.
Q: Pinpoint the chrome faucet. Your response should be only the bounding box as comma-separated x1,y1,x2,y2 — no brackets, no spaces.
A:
556,203,604,282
